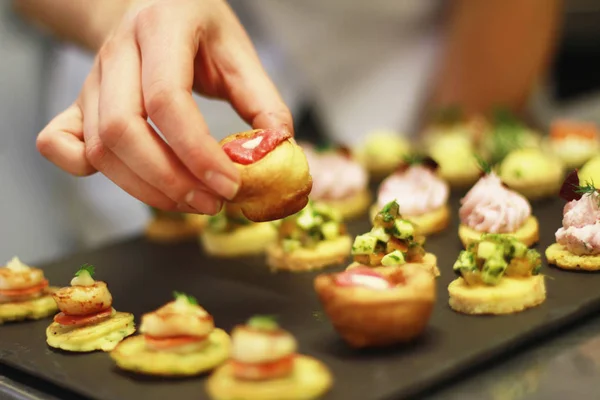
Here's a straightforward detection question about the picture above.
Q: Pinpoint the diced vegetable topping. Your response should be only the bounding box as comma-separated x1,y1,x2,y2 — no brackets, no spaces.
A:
351,200,426,267
276,202,345,252
453,234,542,286
207,209,251,233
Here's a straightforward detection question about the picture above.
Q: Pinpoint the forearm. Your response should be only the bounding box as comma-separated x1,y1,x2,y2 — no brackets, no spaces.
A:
12,0,134,52
429,0,562,117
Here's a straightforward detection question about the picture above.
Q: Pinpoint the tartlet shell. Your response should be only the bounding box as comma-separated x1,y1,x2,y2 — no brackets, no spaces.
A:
346,252,440,277
546,243,600,271
111,329,230,377
200,222,277,257
458,216,539,248
266,236,352,272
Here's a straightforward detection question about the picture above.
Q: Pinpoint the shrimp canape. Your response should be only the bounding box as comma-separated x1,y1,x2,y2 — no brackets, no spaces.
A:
200,204,277,257
145,207,207,242
458,160,539,248
302,144,371,220
353,130,411,180
351,200,439,276
207,316,332,400
545,120,600,169
314,264,435,348
266,202,352,272
370,156,450,235
46,264,135,352
579,155,600,186
0,257,58,324
498,148,564,200
546,170,600,271
449,234,545,315
111,292,230,376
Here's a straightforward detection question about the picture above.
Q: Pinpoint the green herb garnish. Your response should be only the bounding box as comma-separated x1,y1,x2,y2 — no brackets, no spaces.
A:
474,153,492,174
74,263,95,278
247,315,279,331
173,291,198,305
574,180,597,196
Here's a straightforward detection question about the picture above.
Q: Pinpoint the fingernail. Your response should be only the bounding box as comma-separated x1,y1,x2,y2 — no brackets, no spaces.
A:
204,170,240,200
184,190,222,215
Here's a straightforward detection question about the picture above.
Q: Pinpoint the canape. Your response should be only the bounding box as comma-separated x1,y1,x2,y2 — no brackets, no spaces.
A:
498,148,564,200
371,157,450,235
221,129,312,222
145,207,207,242
314,264,435,348
0,257,58,324
111,291,230,376
200,204,277,257
458,162,539,248
266,202,352,272
353,130,411,179
352,200,439,276
545,120,600,168
546,170,600,271
302,144,371,220
579,155,600,186
449,234,546,314
46,264,135,352
207,316,332,400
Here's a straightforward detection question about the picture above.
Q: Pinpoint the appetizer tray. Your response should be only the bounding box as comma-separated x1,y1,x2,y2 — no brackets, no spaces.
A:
1,194,600,400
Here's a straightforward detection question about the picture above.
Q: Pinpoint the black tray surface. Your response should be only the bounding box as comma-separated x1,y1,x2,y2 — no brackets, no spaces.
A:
1,194,600,400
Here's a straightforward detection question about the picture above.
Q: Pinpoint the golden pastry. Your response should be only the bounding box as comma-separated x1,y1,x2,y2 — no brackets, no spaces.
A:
145,208,207,243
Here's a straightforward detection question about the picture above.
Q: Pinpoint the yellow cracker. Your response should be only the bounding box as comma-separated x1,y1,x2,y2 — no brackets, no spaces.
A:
370,205,450,236
206,355,333,400
200,222,277,257
111,329,230,377
316,190,371,221
458,216,539,248
0,289,58,324
546,243,600,271
448,276,546,315
46,311,135,352
266,236,352,272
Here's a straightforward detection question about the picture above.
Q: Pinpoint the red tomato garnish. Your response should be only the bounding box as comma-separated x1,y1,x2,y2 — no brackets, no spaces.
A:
223,129,291,165
232,354,295,381
54,307,112,326
0,279,48,297
144,335,206,349
335,267,393,290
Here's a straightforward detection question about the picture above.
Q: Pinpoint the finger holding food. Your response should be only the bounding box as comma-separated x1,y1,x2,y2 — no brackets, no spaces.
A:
314,264,435,348
46,264,135,352
200,204,277,257
351,200,438,276
498,148,564,200
546,170,600,270
145,207,208,243
207,316,332,400
111,291,230,376
221,129,312,222
545,120,600,168
458,160,539,248
371,156,450,235
353,130,411,180
0,257,58,324
301,144,370,220
449,234,546,315
266,201,352,272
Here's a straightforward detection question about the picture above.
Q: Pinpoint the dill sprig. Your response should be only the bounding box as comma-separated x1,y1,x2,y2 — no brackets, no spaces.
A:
74,263,95,278
173,291,198,305
574,180,597,196
473,153,492,175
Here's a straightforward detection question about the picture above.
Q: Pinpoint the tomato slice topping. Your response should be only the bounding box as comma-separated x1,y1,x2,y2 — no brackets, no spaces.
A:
144,334,206,349
232,354,295,381
335,267,393,290
54,307,113,326
0,279,49,297
222,129,291,165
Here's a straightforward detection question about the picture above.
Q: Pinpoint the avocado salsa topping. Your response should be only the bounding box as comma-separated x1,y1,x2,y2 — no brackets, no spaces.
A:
351,201,426,267
275,201,346,253
453,233,542,286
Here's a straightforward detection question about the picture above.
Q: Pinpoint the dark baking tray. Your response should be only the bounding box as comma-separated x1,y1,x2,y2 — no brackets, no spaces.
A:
1,194,600,400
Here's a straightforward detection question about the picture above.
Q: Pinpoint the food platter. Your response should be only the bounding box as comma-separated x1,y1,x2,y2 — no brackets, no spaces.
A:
2,191,600,400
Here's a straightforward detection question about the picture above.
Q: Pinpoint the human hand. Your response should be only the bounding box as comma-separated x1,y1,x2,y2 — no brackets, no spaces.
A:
36,0,293,215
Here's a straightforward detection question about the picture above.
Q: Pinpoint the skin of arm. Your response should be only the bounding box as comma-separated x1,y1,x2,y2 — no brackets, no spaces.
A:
427,0,563,119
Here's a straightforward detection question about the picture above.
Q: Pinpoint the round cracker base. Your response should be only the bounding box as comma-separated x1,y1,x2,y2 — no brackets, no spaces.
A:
546,243,600,271
266,236,352,272
111,329,230,377
206,355,333,400
369,205,450,236
46,311,135,352
448,275,546,315
317,190,371,221
346,252,440,277
145,218,201,242
458,216,539,248
200,223,277,257
0,289,59,324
